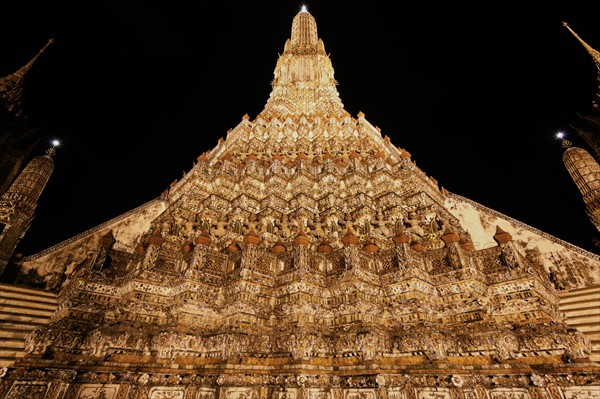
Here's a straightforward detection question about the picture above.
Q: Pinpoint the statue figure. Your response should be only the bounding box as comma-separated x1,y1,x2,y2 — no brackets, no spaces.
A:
404,212,425,237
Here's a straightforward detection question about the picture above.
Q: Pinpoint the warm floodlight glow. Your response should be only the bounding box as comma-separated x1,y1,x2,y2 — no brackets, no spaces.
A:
301,5,308,12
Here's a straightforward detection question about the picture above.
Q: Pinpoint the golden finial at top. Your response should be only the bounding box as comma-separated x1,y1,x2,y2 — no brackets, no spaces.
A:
557,132,572,149
560,139,572,149
45,139,60,156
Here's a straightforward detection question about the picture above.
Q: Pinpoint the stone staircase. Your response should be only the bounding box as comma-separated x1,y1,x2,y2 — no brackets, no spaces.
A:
0,283,58,367
559,284,600,363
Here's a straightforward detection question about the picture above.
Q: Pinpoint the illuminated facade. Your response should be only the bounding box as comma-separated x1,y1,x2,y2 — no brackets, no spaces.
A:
0,9,599,399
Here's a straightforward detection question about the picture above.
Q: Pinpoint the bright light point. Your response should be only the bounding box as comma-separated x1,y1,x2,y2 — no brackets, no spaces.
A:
556,132,564,139
301,5,308,12
51,139,60,147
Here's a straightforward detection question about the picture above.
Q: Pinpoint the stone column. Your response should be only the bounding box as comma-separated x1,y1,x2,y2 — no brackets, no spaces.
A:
141,229,165,269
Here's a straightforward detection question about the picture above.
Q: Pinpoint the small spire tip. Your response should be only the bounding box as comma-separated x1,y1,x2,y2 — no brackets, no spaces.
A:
46,139,60,156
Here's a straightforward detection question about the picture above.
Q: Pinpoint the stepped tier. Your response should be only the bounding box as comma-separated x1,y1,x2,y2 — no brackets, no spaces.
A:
160,113,453,256
20,239,589,362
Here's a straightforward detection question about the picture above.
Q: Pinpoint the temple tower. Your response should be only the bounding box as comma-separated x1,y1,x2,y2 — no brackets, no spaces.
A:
562,142,600,231
0,38,53,196
561,23,600,232
0,144,56,274
0,8,597,399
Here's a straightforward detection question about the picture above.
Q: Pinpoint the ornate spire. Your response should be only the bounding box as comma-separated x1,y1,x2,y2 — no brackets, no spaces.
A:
209,6,405,184
0,39,54,197
0,38,54,117
258,7,345,119
563,22,600,93
562,22,600,160
562,145,600,232
0,142,56,273
1,143,56,211
162,7,454,259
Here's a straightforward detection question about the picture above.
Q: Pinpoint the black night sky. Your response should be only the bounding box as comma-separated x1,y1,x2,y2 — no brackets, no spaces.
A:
1,2,600,255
